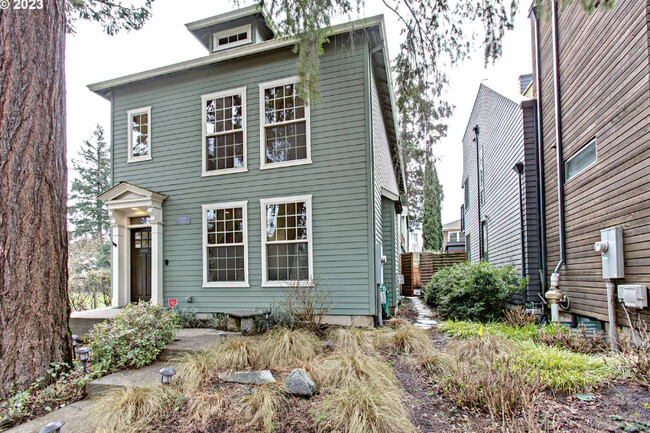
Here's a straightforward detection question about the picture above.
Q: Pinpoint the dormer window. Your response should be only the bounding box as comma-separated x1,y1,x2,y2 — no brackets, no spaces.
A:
213,24,252,52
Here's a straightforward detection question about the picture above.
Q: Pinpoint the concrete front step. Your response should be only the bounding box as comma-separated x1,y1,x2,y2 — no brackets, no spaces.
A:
69,307,123,336
85,328,241,397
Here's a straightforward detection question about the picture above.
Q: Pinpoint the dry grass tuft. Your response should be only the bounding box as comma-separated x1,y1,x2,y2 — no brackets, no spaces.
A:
236,383,285,433
319,354,396,389
318,383,417,433
385,317,412,328
257,327,322,369
172,350,216,393
89,385,178,433
388,323,431,354
416,350,455,376
186,392,225,430
211,337,259,371
327,326,376,355
447,335,515,359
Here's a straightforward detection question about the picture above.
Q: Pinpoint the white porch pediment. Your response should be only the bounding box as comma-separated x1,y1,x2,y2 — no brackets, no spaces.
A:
98,182,167,209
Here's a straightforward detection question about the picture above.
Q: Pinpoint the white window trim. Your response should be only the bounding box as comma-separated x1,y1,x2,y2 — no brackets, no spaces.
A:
448,231,461,242
212,24,252,52
127,106,152,163
201,87,248,177
201,200,249,288
258,76,312,170
565,138,597,182
260,194,313,287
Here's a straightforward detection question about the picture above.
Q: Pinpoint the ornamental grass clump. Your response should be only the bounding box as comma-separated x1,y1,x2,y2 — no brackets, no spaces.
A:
536,324,608,354
439,320,539,341
236,383,285,433
186,392,225,429
87,301,179,372
89,385,180,433
447,335,516,360
172,349,216,393
514,341,617,392
318,382,417,433
388,322,431,354
211,337,260,372
416,350,455,376
257,327,322,369
320,354,397,389
327,326,376,356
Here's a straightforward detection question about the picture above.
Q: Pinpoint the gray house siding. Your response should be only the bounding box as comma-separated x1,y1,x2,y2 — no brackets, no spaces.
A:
111,37,376,315
462,84,542,302
370,62,401,310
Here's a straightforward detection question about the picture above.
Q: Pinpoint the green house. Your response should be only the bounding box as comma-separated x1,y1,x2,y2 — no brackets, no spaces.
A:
90,6,407,326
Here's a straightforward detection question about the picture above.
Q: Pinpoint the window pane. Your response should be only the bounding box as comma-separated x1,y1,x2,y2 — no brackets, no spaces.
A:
131,112,149,158
264,120,307,163
207,246,245,282
565,139,597,181
205,131,244,172
266,242,309,281
206,206,244,246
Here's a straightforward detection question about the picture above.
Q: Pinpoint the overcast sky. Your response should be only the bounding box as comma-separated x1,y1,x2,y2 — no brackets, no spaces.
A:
66,0,532,226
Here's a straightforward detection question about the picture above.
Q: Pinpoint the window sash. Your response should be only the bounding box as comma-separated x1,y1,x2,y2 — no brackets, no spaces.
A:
127,106,152,162
260,195,312,285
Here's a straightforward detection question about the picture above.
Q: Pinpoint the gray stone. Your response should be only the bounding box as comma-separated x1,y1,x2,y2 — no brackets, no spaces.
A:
218,370,275,385
284,368,317,397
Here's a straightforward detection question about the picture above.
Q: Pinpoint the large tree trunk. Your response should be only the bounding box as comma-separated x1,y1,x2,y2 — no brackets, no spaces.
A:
0,0,72,396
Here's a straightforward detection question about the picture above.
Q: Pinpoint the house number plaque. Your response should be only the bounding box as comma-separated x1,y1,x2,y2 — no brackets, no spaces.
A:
175,215,191,225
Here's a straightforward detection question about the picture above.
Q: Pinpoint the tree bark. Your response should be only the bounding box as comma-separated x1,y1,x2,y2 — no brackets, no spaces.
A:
0,0,72,397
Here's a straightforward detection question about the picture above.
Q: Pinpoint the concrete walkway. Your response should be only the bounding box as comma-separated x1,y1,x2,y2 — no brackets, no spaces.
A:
407,296,439,329
3,328,235,433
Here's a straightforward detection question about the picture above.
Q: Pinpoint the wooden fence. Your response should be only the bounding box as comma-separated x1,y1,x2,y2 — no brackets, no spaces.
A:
400,252,466,295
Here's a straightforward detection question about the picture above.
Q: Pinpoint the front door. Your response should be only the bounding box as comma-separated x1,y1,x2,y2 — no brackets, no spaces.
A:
131,228,152,302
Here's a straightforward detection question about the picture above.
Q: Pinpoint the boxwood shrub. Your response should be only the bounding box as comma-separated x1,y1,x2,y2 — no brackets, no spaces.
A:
425,262,526,321
86,302,179,372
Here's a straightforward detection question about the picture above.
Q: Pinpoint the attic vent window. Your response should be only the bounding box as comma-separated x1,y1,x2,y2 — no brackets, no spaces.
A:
213,24,252,52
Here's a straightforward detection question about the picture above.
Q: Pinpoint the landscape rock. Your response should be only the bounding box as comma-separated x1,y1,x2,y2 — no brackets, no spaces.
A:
218,370,275,385
284,368,317,397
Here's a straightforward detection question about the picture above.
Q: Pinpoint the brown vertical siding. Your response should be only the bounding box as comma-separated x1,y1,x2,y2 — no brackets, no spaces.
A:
535,0,650,323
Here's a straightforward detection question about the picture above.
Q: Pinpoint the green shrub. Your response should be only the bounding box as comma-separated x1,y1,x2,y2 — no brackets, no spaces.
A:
425,262,527,321
87,302,179,372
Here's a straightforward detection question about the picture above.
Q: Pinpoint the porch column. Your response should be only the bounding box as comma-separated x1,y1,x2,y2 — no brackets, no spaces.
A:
109,210,129,307
149,206,164,305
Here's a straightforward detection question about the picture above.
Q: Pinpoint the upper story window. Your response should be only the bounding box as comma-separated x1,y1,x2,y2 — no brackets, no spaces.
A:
481,220,488,261
201,88,247,176
565,138,597,182
212,24,252,52
260,195,313,286
202,201,249,287
127,106,151,163
463,178,470,209
259,77,311,169
448,231,463,242
478,144,485,204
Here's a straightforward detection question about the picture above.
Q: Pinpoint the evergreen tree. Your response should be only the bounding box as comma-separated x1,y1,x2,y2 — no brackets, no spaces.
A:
422,158,444,251
69,125,111,239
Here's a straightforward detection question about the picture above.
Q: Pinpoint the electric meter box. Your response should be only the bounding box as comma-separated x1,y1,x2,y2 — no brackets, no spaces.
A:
594,226,625,280
617,285,648,309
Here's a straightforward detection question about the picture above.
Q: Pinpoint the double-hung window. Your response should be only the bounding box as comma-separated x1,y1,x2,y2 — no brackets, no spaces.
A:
202,201,248,287
201,88,247,176
127,106,152,162
259,77,311,169
260,195,313,286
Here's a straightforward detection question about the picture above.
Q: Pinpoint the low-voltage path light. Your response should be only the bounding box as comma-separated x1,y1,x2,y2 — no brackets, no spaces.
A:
76,347,91,374
39,420,65,433
159,367,176,385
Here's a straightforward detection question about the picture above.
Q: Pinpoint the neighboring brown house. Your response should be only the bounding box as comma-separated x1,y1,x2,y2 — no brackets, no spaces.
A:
441,219,465,253
530,0,650,329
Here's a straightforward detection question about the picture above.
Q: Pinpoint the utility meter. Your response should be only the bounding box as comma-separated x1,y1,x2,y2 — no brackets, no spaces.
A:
594,226,624,279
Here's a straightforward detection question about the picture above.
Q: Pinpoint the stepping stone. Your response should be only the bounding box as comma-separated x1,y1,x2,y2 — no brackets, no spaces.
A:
218,370,275,385
284,368,317,397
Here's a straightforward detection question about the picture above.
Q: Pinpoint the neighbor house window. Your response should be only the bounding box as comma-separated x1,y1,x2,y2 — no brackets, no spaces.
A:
201,88,247,176
212,24,252,52
127,106,152,162
481,221,488,261
260,195,313,285
565,138,597,182
464,178,470,209
202,201,248,287
448,231,462,242
466,234,471,261
259,77,311,169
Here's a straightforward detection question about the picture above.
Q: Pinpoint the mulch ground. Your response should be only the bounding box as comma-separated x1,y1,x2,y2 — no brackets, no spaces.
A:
392,328,650,433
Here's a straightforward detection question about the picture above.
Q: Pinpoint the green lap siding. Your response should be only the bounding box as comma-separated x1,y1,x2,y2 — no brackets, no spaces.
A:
111,37,375,315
